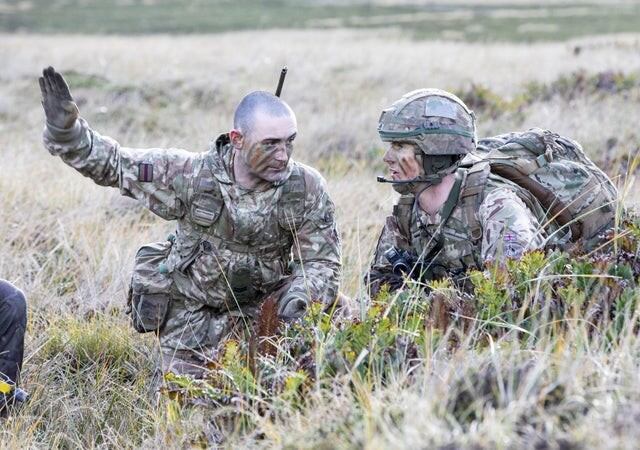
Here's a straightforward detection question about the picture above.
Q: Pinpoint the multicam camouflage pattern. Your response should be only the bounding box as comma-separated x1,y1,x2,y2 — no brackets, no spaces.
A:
478,186,546,260
159,299,255,376
366,170,546,296
471,129,618,249
378,88,476,156
44,118,341,376
368,126,618,296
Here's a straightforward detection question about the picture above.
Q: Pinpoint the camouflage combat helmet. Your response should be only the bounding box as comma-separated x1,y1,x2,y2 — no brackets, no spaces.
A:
378,88,476,155
377,89,477,193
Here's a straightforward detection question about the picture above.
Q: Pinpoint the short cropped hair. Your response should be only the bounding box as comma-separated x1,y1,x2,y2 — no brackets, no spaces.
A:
233,91,294,136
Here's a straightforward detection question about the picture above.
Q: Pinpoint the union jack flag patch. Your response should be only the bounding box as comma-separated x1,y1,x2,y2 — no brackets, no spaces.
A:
138,162,153,182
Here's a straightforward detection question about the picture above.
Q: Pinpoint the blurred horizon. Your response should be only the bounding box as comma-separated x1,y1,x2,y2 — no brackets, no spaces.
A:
1,0,640,42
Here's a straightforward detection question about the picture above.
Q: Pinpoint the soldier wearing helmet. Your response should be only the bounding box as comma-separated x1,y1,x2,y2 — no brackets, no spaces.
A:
366,89,547,295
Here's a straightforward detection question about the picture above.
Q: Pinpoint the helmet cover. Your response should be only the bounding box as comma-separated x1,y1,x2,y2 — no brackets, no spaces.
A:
378,88,476,156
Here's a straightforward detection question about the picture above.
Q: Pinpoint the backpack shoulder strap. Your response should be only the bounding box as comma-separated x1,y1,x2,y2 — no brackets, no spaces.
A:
440,170,464,226
459,161,491,244
392,194,415,246
188,153,225,230
278,165,307,230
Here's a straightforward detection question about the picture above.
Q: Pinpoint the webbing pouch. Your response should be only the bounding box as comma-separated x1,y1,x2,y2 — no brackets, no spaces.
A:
127,241,173,334
278,166,306,231
460,163,490,242
129,291,171,334
228,265,256,304
392,195,415,243
190,156,225,228
190,189,223,228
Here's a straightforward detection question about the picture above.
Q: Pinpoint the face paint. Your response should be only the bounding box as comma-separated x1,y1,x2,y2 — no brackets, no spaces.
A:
383,142,423,182
243,138,294,182
397,151,422,179
236,111,298,184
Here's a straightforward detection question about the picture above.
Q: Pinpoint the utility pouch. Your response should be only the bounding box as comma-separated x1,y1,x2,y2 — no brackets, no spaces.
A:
127,241,173,333
190,192,223,228
229,265,256,304
129,290,171,334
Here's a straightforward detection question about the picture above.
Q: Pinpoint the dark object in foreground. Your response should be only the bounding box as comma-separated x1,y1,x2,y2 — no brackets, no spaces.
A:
384,238,447,284
275,66,288,97
0,279,27,416
385,246,421,278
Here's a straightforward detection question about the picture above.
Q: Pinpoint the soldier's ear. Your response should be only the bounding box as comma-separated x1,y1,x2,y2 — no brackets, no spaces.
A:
229,129,244,149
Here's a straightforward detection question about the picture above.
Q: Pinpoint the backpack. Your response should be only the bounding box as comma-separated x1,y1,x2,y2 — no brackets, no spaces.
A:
459,128,619,250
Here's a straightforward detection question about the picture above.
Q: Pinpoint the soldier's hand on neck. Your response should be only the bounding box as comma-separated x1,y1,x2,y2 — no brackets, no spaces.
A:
39,66,79,130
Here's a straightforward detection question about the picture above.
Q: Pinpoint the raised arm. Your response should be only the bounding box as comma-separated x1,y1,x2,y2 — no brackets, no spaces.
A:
39,66,195,220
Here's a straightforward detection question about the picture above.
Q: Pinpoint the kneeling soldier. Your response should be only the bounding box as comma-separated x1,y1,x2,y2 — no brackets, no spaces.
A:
366,89,547,295
366,89,617,296
39,67,341,377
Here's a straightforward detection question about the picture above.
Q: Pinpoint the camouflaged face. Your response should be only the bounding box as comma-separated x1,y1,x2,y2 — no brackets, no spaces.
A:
240,137,294,184
378,88,476,156
44,118,342,375
366,172,546,296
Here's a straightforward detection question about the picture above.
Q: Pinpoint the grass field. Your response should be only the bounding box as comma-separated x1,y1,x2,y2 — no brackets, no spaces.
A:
2,3,640,448
1,0,640,41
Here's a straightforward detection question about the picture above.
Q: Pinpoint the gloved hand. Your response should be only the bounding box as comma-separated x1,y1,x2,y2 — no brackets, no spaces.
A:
38,66,79,130
277,292,309,320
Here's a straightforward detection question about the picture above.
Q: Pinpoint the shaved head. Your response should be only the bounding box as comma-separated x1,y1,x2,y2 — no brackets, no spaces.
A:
233,91,294,137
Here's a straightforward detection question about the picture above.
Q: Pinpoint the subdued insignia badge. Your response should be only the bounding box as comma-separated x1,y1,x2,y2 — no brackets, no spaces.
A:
504,232,518,242
138,162,153,182
322,204,335,224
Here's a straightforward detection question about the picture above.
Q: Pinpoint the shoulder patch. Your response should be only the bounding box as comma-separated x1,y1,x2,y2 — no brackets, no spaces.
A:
138,162,153,182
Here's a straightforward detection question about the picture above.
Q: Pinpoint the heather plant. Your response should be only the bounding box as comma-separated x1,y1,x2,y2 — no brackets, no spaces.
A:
156,216,640,445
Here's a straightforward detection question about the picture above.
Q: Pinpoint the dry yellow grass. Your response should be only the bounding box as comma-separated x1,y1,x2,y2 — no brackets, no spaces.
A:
1,29,640,448
2,30,639,293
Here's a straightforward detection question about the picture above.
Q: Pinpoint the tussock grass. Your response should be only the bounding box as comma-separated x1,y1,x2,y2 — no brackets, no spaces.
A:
168,240,640,448
1,29,640,447
0,316,155,449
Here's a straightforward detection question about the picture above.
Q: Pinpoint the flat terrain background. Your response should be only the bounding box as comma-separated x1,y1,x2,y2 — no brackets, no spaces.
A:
1,1,640,448
2,0,640,40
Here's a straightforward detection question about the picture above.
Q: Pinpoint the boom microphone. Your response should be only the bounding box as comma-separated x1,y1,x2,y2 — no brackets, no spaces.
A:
376,176,422,184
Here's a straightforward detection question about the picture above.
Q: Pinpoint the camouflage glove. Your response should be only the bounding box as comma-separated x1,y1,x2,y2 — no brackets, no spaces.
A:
277,292,309,320
38,66,79,131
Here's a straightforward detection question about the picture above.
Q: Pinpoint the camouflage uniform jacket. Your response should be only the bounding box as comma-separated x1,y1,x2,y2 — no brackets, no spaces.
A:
44,119,342,314
366,163,547,296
